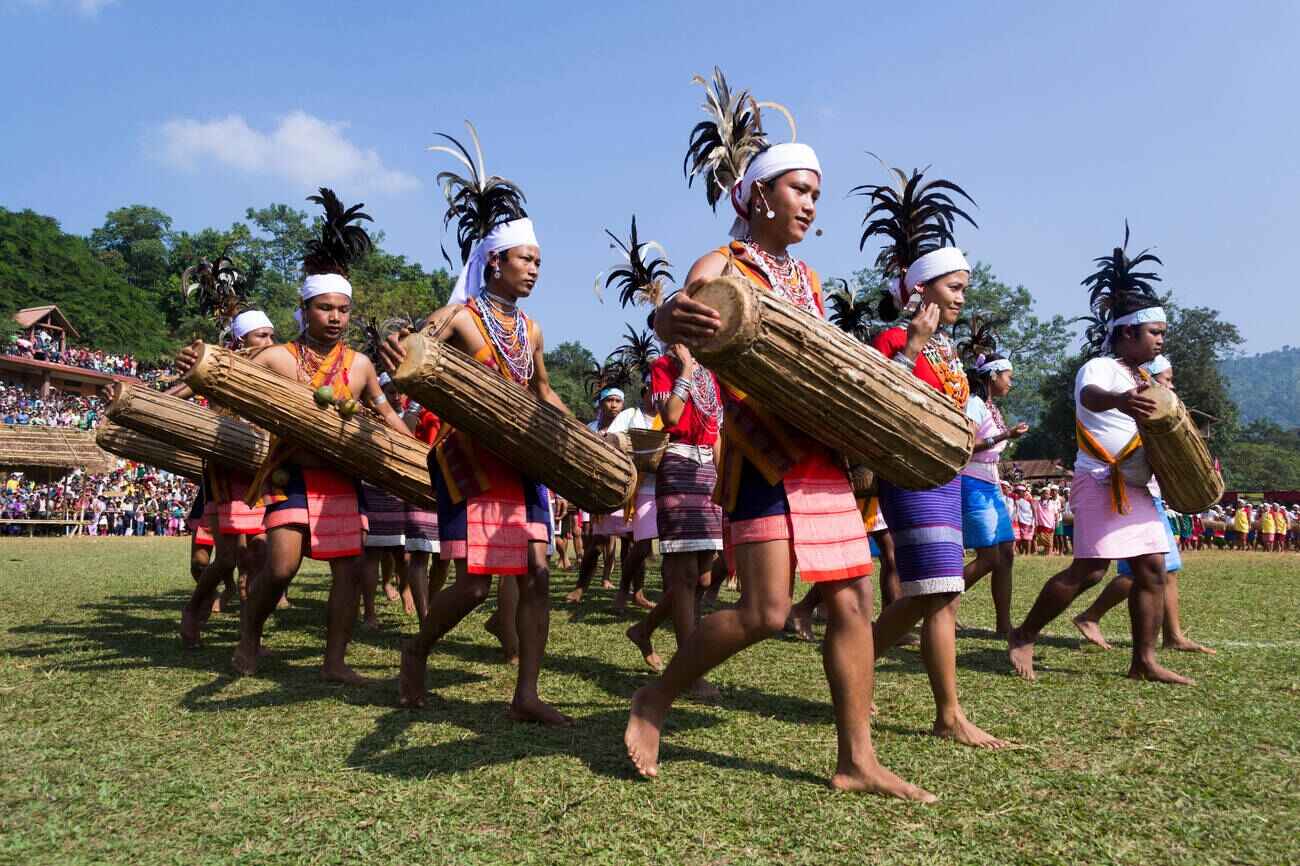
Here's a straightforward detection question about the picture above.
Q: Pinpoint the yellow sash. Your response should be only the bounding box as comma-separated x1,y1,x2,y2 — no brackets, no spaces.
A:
1075,420,1142,514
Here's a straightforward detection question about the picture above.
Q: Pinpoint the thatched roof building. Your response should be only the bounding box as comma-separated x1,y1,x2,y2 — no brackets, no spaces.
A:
0,424,114,475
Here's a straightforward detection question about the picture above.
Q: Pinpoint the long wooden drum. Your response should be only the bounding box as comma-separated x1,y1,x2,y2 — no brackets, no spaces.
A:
392,331,636,513
182,342,439,511
96,422,205,481
1138,383,1224,513
107,384,268,475
688,276,975,489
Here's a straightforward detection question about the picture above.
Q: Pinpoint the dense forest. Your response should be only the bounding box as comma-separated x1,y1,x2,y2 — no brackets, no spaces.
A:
3,202,1298,486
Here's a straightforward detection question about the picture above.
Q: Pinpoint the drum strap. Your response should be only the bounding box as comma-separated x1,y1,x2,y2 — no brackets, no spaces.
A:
1075,420,1142,514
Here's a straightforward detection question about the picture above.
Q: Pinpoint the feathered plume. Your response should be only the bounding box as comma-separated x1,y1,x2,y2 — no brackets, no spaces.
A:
594,216,674,307
359,315,414,366
613,324,661,379
851,160,977,276
584,356,631,401
181,248,251,331
825,279,879,344
683,67,796,210
1078,222,1164,355
303,188,373,276
954,313,1009,365
428,121,528,265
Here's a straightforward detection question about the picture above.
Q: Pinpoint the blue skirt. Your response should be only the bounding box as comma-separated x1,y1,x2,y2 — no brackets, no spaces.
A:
961,475,1015,549
878,477,965,597
1118,497,1182,575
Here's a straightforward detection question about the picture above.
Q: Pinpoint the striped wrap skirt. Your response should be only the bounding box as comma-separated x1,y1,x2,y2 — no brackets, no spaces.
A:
656,450,723,554
878,477,965,597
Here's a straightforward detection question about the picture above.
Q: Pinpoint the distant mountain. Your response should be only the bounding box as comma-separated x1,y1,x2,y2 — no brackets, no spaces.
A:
1220,347,1300,428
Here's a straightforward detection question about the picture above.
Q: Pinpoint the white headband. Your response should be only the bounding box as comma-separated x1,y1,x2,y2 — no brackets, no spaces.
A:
891,247,971,306
976,355,1012,374
449,218,539,305
1143,354,1172,376
1104,306,1165,353
729,143,822,240
300,272,352,302
230,310,274,340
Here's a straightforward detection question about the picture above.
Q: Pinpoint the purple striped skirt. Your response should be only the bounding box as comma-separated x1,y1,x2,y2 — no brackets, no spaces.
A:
656,451,723,554
878,477,965,597
360,481,406,548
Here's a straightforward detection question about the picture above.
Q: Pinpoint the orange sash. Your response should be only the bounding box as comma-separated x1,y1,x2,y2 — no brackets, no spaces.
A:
1075,420,1142,514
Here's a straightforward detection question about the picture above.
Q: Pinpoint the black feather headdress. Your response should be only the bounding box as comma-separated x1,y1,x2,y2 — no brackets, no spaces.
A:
851,161,977,278
1079,221,1164,355
584,357,631,401
594,216,674,308
955,313,1009,366
181,248,251,333
613,324,661,379
824,278,878,344
684,67,796,210
303,188,373,276
429,121,528,265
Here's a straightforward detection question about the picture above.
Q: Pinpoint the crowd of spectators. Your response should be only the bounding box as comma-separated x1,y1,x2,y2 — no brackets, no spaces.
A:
6,329,142,377
2,466,198,537
0,381,104,428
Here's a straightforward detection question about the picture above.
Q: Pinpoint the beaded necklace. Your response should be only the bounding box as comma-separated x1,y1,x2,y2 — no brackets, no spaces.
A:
987,398,1007,437
920,331,970,408
477,292,534,385
742,240,816,313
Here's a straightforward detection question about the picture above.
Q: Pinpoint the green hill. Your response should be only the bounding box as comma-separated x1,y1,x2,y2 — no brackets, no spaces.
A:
1221,347,1300,428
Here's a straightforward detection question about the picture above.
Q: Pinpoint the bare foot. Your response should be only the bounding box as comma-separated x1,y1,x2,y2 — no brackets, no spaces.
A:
397,639,428,708
687,679,721,701
1072,615,1114,650
625,686,668,779
507,695,574,726
626,622,663,672
933,713,1010,749
321,663,373,686
179,608,203,648
231,641,259,676
787,607,815,642
401,590,417,616
1007,627,1037,681
1128,660,1195,685
564,588,584,604
276,595,291,610
601,579,615,590
830,760,937,803
210,596,222,615
633,591,655,611
1164,636,1216,655
384,584,401,603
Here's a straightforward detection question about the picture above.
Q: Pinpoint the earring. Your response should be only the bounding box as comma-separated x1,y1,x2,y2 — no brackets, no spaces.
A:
493,267,502,278
765,207,776,220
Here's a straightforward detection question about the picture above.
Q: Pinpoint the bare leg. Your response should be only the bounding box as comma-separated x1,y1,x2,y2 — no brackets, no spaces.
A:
787,582,820,642
320,555,370,685
918,594,1008,748
181,528,239,647
601,536,620,589
1160,571,1215,654
1007,558,1108,680
398,561,491,708
406,550,431,620
507,542,572,725
990,541,1014,636
567,534,607,603
381,549,401,603
821,578,936,801
232,526,305,675
615,539,652,614
1125,554,1193,684
360,548,382,629
1073,570,1127,650
486,574,521,664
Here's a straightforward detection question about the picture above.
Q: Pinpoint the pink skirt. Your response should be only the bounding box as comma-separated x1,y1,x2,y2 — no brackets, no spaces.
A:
1070,470,1169,560
592,511,632,537
631,489,658,542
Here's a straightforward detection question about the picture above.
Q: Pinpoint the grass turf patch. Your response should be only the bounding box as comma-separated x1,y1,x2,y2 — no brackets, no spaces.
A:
1,539,1296,865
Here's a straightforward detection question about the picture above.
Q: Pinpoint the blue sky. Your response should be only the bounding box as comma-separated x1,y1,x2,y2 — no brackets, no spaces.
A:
3,1,1296,358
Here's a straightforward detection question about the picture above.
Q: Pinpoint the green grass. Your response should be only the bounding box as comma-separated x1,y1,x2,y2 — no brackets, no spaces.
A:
1,539,1296,865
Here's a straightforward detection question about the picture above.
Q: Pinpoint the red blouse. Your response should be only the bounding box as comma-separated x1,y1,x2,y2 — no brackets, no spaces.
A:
650,355,721,447
873,326,943,393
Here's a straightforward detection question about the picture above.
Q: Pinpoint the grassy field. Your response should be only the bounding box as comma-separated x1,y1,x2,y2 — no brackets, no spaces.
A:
1,538,1296,865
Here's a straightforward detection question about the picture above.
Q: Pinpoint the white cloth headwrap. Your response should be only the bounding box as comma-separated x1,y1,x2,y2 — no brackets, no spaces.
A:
230,310,274,340
890,247,971,307
449,218,539,305
300,272,352,302
1103,306,1165,353
1143,354,1171,376
728,143,822,240
976,356,1012,374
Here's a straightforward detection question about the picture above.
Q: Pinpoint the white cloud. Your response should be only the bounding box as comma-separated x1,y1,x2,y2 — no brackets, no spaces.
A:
10,0,115,17
155,111,420,195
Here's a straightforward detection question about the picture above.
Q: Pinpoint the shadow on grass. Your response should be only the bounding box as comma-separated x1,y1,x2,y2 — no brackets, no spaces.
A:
346,701,826,787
